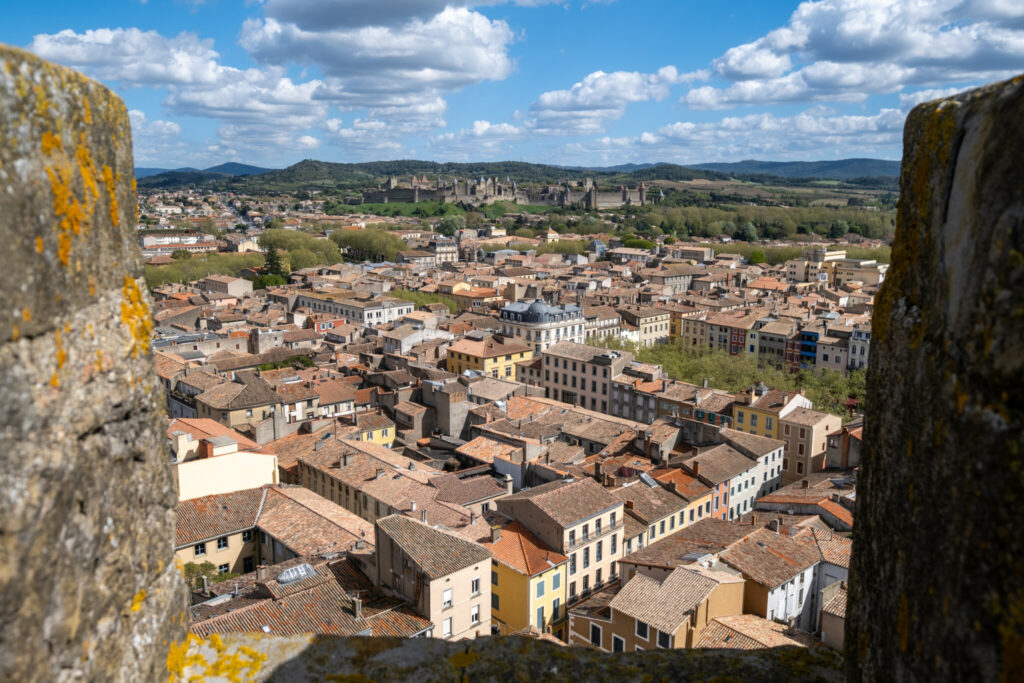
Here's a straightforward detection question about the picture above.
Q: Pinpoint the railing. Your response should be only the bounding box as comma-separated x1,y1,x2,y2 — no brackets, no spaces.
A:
565,520,623,551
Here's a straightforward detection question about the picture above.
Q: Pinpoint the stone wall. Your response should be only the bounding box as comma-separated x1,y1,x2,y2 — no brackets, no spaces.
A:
0,46,188,681
847,75,1024,680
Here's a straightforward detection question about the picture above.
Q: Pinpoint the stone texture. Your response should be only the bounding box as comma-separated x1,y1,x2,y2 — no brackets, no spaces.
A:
0,45,188,682
172,633,843,682
847,75,1024,680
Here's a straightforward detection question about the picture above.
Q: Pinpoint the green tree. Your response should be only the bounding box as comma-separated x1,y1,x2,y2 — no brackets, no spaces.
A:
170,249,192,260
252,273,287,289
183,561,239,589
437,215,466,237
749,249,766,264
263,246,287,277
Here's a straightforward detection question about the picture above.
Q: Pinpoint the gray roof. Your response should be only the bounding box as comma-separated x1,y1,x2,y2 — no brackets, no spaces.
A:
500,299,583,323
375,515,491,579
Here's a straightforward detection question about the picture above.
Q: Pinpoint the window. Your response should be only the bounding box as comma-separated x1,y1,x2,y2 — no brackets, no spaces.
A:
552,573,561,590
492,570,498,585
569,530,575,546
443,618,452,638
657,631,672,648
750,414,758,427
659,520,666,535
492,593,499,609
536,606,545,629
595,568,602,585
218,564,229,574
595,518,602,534
583,547,590,569
797,462,805,474
799,589,804,604
471,578,480,595
570,553,577,575
570,581,577,599
784,424,790,435
798,443,805,455
471,604,480,624
649,525,655,540
610,511,616,527
737,411,744,424
799,428,806,439
194,543,206,557
442,589,453,608
610,534,617,554
636,620,649,640
552,597,560,620
536,580,545,598
765,417,773,431
583,523,589,540
590,624,602,648
613,635,625,652
242,530,252,543
243,556,254,573
217,536,228,550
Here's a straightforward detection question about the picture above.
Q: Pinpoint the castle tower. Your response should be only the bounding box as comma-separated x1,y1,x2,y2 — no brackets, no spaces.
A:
639,182,647,205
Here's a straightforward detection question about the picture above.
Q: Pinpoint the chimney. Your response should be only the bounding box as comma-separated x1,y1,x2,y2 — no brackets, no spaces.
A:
353,595,362,620
692,461,700,478
491,525,502,542
314,440,324,451
624,500,634,510
257,565,268,581
751,513,759,526
408,462,415,470
232,582,239,597
702,377,708,388
421,509,428,524
669,481,678,493
801,479,810,489
769,519,780,533
375,468,385,479
201,576,209,594
470,511,477,525
504,473,513,494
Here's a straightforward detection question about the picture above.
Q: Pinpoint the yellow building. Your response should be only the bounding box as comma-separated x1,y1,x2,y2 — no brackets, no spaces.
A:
447,334,533,380
732,387,812,439
340,412,395,447
483,517,569,640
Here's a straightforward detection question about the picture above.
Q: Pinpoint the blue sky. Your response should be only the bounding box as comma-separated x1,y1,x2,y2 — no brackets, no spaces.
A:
8,0,1024,168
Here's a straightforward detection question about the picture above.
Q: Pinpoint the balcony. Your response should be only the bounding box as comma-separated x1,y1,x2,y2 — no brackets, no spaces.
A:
565,520,623,552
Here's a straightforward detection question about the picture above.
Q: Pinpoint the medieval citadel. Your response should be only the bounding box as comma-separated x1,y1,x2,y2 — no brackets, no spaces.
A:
362,175,656,209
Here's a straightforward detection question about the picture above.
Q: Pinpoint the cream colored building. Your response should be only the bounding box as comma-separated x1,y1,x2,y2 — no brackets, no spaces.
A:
375,515,493,640
173,434,279,501
618,306,670,348
779,408,842,482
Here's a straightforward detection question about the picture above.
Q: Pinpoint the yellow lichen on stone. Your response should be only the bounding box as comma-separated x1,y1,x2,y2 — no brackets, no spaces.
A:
131,589,146,612
41,130,61,156
21,308,30,322
120,276,152,358
101,164,119,226
55,327,66,370
76,134,99,202
35,236,44,253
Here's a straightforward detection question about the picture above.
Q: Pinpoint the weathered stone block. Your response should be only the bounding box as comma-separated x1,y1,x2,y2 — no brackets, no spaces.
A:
848,75,1024,680
0,45,188,682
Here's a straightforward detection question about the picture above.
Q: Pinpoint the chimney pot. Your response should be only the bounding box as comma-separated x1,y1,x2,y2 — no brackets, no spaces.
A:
801,479,810,489
421,509,428,524
692,461,700,477
257,565,268,581
491,525,501,542
470,511,477,525
353,595,362,620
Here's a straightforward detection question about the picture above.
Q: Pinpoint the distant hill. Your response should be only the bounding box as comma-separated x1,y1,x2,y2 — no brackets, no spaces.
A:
204,162,274,176
134,167,171,179
689,158,900,180
135,157,898,190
